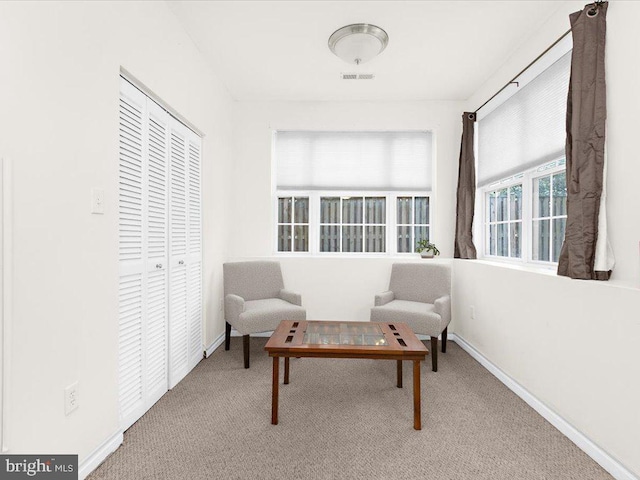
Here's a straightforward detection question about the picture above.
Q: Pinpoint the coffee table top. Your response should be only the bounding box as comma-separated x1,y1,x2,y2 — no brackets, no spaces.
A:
265,320,428,360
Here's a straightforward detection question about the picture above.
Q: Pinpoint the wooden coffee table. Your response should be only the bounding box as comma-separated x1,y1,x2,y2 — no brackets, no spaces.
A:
264,320,429,430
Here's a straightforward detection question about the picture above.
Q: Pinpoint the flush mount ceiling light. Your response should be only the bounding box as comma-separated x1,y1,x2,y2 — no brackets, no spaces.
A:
328,24,389,65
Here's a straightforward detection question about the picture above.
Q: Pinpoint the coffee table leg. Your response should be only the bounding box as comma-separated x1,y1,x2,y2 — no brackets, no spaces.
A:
396,360,403,388
272,356,279,425
413,360,421,430
284,357,290,384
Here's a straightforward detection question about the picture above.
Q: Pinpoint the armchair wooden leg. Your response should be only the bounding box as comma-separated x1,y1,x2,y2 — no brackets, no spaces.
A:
243,335,250,369
430,337,438,372
441,327,447,353
225,322,231,351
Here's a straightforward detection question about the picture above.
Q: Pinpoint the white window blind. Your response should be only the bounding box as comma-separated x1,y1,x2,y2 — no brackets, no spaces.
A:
477,51,571,187
275,131,432,191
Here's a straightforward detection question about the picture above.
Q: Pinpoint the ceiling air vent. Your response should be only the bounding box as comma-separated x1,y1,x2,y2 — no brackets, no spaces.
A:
341,73,375,80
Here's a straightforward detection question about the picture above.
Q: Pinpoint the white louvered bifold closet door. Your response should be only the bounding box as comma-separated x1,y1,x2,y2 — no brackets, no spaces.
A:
186,133,202,370
168,120,189,388
144,99,170,409
168,119,203,387
118,80,146,429
118,77,202,429
118,79,169,430
118,79,203,429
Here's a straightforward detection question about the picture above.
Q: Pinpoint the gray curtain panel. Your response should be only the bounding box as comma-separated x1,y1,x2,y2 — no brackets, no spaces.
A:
454,112,478,259
558,1,611,280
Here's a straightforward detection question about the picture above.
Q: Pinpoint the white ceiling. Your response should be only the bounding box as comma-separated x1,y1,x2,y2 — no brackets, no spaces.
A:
167,1,565,102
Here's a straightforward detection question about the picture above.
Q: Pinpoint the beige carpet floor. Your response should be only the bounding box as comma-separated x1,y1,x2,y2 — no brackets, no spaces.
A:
89,338,612,480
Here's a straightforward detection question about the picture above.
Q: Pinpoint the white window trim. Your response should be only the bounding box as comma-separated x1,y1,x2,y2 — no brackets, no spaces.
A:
274,190,432,256
479,158,566,268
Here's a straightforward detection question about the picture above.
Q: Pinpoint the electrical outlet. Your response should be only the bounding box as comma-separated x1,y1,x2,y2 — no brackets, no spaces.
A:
65,382,79,415
470,306,475,320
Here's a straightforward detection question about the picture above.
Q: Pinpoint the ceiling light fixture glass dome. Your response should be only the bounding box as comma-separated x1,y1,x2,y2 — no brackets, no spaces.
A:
328,24,389,65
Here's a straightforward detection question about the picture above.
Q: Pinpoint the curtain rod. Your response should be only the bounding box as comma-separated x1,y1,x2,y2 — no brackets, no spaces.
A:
473,28,572,114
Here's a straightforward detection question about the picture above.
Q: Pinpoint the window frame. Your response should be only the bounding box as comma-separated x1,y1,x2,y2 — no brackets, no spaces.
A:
274,190,432,256
530,165,568,264
276,195,310,253
318,195,387,254
480,157,566,267
484,178,525,260
396,195,432,254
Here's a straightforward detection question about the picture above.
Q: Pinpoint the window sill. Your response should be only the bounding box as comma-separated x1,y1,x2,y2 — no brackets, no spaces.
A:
467,258,557,276
461,258,640,291
272,252,452,262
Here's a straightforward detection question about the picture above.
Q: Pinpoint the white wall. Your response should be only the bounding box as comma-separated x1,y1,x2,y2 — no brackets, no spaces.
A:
3,0,637,477
453,261,640,477
228,101,462,320
454,1,640,476
0,0,233,465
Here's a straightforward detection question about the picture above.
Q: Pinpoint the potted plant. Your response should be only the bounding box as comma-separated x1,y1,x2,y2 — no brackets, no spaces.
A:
416,239,440,259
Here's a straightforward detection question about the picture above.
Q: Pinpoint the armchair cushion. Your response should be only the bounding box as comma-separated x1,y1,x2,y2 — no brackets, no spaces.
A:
233,298,306,335
371,299,447,337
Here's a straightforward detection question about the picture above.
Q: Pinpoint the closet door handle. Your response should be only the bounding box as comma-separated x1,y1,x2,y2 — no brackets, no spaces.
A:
156,264,162,269
178,260,185,265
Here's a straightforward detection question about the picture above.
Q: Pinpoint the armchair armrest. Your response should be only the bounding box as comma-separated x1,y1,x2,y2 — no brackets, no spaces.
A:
279,289,302,306
224,294,245,323
434,294,451,325
374,291,395,306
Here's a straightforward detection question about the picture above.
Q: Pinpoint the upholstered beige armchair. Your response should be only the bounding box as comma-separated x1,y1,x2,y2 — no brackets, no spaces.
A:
370,263,451,372
224,261,306,368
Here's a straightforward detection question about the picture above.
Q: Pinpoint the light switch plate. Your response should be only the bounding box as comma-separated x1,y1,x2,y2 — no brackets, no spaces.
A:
91,188,104,214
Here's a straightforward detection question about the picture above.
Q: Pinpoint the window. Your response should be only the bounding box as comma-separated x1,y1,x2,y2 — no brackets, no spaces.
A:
397,196,430,253
481,159,567,264
532,168,567,262
277,196,309,252
319,196,386,253
485,184,522,258
275,131,432,255
477,37,571,265
276,192,430,254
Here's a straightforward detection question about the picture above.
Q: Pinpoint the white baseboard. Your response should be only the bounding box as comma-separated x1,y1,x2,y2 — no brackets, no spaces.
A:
79,430,123,480
205,332,226,358
449,334,638,480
